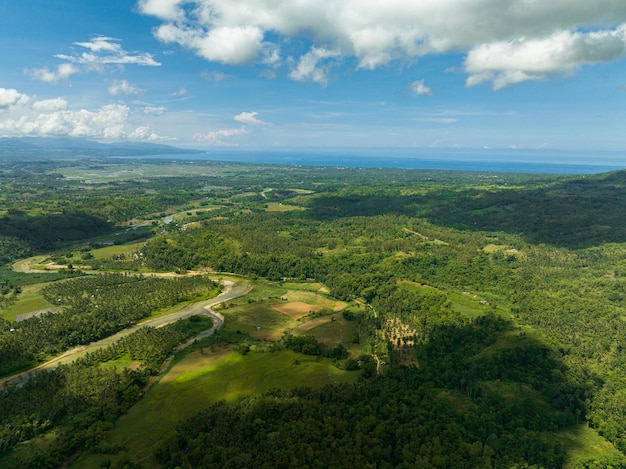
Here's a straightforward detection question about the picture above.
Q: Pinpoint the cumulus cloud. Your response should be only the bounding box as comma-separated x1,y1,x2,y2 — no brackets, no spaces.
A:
410,80,432,96
465,26,626,89
234,111,268,125
193,127,247,145
0,104,129,139
0,89,170,141
0,88,30,109
137,0,184,21
108,79,145,96
29,63,79,83
139,0,626,87
130,125,170,141
32,98,68,112
289,47,341,86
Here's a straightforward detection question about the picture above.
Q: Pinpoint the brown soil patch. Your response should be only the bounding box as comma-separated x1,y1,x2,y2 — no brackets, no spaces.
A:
272,302,320,319
281,291,348,312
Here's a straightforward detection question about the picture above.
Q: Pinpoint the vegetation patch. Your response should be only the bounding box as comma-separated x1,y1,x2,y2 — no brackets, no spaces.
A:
221,303,292,340
99,348,358,466
0,283,56,322
88,241,144,260
294,316,357,348
271,301,320,319
282,289,347,311
265,202,306,212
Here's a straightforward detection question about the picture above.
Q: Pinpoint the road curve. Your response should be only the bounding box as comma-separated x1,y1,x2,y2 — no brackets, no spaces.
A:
0,277,251,388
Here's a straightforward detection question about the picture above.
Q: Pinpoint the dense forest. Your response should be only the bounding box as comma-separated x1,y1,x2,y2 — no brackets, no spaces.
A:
2,157,626,467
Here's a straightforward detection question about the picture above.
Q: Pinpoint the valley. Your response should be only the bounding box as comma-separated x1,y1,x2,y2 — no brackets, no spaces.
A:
2,157,626,467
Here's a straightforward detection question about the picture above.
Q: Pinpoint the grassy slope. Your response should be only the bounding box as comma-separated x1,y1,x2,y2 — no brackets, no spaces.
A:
79,348,358,467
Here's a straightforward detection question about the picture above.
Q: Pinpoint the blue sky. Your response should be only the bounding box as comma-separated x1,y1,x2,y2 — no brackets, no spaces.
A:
1,0,626,155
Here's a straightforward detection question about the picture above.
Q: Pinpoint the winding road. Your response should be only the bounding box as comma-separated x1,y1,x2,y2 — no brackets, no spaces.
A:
0,277,252,388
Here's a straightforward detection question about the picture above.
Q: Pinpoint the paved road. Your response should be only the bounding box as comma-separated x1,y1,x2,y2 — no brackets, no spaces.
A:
0,277,251,388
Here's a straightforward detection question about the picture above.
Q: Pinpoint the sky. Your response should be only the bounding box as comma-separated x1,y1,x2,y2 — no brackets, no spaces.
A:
1,0,626,155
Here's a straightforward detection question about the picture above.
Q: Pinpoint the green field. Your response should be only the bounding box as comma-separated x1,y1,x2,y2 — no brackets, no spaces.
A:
88,241,145,260
294,316,357,347
221,303,293,339
264,202,306,212
0,282,56,321
81,348,358,467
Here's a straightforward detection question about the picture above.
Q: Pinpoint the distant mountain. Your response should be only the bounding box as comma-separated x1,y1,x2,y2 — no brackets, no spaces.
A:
0,137,201,159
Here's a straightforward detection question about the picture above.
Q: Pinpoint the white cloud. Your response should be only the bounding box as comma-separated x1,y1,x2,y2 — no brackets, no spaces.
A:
289,47,341,86
410,80,432,96
29,63,79,83
155,23,264,65
56,36,160,66
234,111,268,125
29,36,159,83
193,127,247,145
137,0,184,21
130,125,172,141
0,104,129,139
32,98,68,112
0,88,30,109
139,0,626,87
108,79,145,96
465,27,626,89
0,89,171,141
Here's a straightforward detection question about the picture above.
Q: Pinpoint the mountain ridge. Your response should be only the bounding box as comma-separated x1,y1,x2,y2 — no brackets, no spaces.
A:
0,137,201,159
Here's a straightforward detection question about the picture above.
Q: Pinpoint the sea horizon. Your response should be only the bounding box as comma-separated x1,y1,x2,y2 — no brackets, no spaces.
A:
130,147,626,175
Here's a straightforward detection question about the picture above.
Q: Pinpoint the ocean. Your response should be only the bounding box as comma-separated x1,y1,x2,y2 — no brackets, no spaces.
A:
135,148,626,175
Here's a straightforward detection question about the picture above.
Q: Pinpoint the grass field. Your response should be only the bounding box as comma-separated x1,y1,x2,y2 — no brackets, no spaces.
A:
81,348,358,467
12,255,51,272
293,316,358,347
221,303,292,340
265,202,306,212
88,241,145,260
1,283,56,321
281,289,347,311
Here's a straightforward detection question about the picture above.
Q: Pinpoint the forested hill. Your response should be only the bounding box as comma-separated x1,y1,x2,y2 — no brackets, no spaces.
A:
0,137,200,159
0,212,112,252
423,169,626,249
